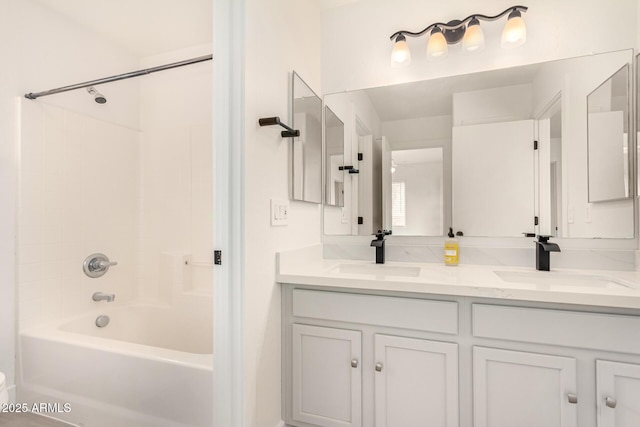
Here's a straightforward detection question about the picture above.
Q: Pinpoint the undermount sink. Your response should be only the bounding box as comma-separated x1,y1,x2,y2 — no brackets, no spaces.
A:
495,270,635,289
332,263,421,277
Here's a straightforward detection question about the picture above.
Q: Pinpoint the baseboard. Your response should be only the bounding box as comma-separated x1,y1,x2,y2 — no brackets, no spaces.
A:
274,421,286,427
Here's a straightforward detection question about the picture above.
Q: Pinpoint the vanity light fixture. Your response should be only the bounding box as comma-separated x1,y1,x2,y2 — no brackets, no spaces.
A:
390,5,528,66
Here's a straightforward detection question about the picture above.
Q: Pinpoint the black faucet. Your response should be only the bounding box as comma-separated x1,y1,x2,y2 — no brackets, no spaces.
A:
371,230,392,264
535,235,561,271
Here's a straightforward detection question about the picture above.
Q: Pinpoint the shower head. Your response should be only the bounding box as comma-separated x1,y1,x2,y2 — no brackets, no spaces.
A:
87,86,107,104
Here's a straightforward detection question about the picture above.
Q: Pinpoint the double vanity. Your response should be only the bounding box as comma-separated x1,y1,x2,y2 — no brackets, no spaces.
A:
278,246,640,427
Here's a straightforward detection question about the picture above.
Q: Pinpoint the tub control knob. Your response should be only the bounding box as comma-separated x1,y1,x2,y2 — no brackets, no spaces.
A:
83,253,118,278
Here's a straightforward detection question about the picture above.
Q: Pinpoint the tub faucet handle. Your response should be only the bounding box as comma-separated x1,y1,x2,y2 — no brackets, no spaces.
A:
83,253,118,278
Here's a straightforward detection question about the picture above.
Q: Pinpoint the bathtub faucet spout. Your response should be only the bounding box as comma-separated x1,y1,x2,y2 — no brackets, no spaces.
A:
92,292,115,302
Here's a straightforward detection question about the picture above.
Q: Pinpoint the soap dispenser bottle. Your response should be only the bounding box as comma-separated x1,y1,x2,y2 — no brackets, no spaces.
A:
444,227,459,266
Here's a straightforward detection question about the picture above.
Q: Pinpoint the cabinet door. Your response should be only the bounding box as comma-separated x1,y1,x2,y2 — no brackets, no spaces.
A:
292,324,362,427
473,347,577,427
597,360,640,427
374,334,458,427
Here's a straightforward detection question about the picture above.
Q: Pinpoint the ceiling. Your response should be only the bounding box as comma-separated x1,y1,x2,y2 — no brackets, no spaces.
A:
33,0,212,57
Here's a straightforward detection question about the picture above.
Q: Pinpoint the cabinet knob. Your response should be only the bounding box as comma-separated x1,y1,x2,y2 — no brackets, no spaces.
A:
605,396,617,409
567,393,578,404
351,359,358,368
375,363,383,372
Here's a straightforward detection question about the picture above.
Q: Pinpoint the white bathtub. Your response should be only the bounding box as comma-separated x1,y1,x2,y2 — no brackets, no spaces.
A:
18,303,213,427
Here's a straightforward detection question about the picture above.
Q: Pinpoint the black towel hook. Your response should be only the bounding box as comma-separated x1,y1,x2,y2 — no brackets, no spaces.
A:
258,116,300,138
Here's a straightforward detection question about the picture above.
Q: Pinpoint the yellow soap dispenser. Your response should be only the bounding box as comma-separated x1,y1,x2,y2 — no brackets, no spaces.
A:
444,227,459,266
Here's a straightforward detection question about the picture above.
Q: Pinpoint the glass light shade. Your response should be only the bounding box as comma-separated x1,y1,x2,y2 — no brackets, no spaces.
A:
462,22,484,52
391,36,411,67
426,29,448,59
501,15,526,48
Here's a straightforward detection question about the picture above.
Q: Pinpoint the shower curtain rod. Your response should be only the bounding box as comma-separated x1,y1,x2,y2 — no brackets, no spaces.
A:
24,54,212,100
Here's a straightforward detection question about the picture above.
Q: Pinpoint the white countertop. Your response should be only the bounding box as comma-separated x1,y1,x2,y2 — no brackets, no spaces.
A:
277,246,640,309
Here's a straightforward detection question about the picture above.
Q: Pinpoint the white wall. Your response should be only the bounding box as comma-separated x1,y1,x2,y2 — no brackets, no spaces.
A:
453,84,532,125
0,0,140,399
243,0,322,426
321,0,638,93
138,45,213,301
17,101,139,329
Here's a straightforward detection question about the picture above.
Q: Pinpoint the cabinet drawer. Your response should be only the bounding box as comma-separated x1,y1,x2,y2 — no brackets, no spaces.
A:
473,304,640,354
293,289,458,334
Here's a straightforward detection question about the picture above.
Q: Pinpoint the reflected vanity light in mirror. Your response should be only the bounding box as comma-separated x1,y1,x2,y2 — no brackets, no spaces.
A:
390,5,527,66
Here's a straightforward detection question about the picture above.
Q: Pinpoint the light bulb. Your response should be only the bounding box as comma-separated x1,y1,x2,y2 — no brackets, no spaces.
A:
391,34,411,67
426,27,448,59
461,18,484,52
501,9,526,48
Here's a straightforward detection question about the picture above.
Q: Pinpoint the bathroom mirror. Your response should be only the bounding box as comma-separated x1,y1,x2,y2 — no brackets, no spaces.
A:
291,71,322,204
323,49,635,239
325,106,345,206
587,64,630,202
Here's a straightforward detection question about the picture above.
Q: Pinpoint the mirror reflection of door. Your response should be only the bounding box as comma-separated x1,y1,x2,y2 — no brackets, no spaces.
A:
537,95,563,237
389,147,443,236
356,118,382,235
325,106,345,207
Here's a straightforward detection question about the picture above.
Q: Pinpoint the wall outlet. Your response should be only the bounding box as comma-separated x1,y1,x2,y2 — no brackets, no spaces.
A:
341,207,348,224
271,199,289,226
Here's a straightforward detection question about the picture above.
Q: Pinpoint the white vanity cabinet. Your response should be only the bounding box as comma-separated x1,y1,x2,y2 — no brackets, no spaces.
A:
291,324,362,427
473,346,578,427
596,360,640,427
282,285,640,427
374,334,458,427
284,288,459,427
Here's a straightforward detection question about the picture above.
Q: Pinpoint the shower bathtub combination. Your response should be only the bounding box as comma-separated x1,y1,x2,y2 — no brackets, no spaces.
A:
17,53,215,427
18,302,213,427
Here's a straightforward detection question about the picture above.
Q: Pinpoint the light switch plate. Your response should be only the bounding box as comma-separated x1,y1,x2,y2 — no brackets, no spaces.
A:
271,199,289,226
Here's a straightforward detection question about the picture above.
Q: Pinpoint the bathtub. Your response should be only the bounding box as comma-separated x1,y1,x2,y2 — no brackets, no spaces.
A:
18,303,213,427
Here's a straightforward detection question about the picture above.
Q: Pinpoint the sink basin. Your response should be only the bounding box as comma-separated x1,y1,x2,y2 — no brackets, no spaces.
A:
495,270,634,289
332,263,421,277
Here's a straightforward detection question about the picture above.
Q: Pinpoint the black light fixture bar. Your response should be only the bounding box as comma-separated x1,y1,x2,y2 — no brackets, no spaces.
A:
389,5,528,41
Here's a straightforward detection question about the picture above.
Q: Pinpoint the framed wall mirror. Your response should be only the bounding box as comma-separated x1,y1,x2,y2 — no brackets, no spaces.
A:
323,49,635,239
291,71,322,204
587,64,630,202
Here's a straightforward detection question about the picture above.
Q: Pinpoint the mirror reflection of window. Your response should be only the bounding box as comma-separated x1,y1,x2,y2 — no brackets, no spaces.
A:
390,147,443,236
391,181,406,227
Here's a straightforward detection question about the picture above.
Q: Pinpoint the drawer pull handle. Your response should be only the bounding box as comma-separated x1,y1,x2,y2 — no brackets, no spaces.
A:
568,393,578,404
351,359,358,368
605,396,617,409
375,363,383,372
